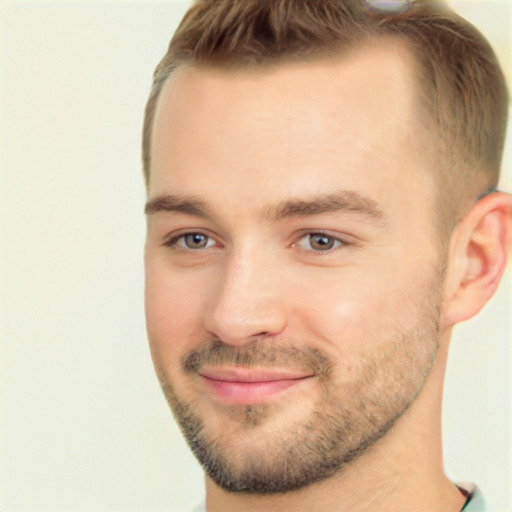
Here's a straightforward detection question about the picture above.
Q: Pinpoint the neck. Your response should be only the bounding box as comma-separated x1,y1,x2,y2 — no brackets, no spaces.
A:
204,342,466,512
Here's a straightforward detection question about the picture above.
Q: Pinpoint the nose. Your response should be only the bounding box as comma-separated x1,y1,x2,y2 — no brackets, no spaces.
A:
203,252,287,346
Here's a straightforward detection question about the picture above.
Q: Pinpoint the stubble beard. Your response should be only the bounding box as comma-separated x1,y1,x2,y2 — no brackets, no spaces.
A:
153,283,442,495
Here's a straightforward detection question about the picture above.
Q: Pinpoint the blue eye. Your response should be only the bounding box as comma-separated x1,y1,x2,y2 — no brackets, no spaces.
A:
298,233,344,252
168,233,215,250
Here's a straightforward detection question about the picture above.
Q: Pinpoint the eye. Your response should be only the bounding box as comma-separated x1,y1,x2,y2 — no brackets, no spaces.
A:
297,233,345,252
167,232,216,250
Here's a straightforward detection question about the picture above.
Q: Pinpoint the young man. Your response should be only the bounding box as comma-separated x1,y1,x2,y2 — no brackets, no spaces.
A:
142,1,511,510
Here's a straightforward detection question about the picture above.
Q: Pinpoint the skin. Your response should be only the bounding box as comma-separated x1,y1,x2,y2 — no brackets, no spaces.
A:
144,40,512,511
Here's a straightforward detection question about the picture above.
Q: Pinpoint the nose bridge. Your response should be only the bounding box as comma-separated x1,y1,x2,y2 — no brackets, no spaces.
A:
204,243,287,345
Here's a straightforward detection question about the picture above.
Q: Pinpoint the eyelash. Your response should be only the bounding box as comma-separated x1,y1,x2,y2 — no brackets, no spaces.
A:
294,232,347,253
164,232,219,250
164,231,349,254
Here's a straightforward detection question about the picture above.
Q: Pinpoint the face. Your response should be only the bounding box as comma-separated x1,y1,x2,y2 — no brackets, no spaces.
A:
145,42,444,494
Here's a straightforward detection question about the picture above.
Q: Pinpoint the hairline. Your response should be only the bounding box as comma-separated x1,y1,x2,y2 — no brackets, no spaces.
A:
144,32,440,183
144,34,457,244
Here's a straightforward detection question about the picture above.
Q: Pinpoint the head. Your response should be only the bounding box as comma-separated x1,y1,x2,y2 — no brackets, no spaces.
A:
143,0,509,236
143,0,511,497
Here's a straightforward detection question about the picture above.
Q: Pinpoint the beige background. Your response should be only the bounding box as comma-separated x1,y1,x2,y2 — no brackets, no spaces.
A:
0,1,510,511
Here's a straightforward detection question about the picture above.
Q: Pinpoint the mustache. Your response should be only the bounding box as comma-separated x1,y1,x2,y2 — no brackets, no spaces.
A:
182,339,333,376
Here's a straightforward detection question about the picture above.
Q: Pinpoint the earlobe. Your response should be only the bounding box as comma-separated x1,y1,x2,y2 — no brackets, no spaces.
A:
442,191,512,328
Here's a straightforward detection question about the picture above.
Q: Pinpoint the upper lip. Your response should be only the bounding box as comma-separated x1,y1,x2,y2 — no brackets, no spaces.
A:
199,367,314,383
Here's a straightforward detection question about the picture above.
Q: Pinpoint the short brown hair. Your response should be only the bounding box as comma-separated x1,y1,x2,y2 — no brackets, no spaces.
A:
142,0,508,228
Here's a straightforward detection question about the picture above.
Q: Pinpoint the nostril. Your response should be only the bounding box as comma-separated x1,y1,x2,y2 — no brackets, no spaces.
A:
248,331,271,342
204,305,287,347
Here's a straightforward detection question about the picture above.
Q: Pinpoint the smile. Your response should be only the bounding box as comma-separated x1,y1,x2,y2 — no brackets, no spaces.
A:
199,367,315,404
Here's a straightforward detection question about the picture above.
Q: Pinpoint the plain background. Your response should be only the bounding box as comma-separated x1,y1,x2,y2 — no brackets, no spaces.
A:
0,1,510,511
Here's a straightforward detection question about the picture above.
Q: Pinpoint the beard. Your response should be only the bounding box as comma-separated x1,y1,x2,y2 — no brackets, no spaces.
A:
152,282,442,495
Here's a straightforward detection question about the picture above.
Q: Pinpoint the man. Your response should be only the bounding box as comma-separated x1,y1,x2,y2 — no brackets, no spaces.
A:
142,0,511,510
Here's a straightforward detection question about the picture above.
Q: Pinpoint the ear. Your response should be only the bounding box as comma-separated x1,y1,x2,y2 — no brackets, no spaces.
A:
442,191,512,328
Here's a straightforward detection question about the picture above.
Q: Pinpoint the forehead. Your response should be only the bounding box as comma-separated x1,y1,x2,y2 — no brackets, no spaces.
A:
149,39,434,222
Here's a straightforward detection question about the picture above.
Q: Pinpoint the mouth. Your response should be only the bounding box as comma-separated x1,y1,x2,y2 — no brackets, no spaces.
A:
199,367,315,404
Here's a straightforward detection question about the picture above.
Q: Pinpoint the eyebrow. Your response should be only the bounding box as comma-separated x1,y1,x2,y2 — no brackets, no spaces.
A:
262,191,385,223
145,190,385,225
144,195,212,218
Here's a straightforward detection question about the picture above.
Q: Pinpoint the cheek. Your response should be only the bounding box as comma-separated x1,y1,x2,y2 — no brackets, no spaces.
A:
288,265,432,355
144,262,209,363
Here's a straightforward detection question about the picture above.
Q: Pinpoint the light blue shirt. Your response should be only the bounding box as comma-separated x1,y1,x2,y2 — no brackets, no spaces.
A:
460,483,488,511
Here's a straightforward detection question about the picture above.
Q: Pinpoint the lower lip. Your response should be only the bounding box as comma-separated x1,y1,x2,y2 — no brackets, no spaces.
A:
202,377,310,404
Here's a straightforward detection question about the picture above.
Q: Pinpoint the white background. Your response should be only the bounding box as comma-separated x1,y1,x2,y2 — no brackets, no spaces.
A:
0,1,510,511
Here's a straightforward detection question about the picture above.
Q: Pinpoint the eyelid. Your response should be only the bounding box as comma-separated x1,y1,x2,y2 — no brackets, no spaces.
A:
293,231,352,253
162,229,354,253
164,230,220,250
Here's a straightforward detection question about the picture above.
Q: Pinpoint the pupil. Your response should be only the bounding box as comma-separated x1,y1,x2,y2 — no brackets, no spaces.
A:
186,233,206,248
311,234,333,250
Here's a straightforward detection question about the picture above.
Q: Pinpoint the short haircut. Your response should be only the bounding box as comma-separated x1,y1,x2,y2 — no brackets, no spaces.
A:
142,0,508,232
